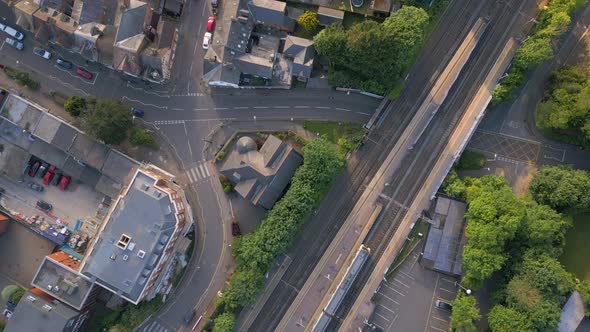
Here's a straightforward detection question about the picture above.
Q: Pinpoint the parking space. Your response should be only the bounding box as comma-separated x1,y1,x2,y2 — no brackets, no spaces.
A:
367,244,458,332
467,129,541,163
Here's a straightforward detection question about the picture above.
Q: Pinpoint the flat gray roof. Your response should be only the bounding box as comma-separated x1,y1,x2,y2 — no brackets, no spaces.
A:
82,171,178,302
4,291,80,332
31,257,95,310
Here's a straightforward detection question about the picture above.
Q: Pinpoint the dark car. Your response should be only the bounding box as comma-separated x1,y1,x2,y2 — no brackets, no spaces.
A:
56,57,73,69
36,200,52,211
76,68,92,80
27,182,44,192
0,187,4,197
28,161,40,177
435,300,453,312
231,221,241,236
37,162,49,178
51,172,62,186
131,107,144,117
183,309,196,324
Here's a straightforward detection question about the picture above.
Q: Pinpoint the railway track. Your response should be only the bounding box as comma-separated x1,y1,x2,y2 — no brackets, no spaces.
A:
325,0,535,329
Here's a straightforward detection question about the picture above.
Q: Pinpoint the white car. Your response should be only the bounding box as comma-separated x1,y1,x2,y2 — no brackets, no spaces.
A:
5,37,24,50
3,309,12,319
203,32,212,50
33,47,52,60
3,25,24,41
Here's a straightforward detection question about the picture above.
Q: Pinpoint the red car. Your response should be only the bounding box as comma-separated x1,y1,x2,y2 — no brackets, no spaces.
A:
42,171,54,185
76,68,93,80
58,176,71,191
207,16,215,32
28,161,40,177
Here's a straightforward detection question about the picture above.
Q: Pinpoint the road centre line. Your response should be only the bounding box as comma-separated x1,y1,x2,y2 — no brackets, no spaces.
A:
315,106,329,109
356,111,371,116
294,106,308,108
122,96,168,109
233,106,249,110
172,107,184,111
194,108,208,111
253,106,269,109
335,107,352,112
214,107,228,110
275,106,289,108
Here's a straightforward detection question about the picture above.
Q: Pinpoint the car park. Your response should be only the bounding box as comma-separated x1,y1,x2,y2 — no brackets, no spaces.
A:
207,16,215,32
37,162,49,178
131,107,144,117
27,182,44,192
56,57,73,69
58,176,71,191
2,25,24,41
76,68,93,80
28,161,40,177
36,200,52,211
435,299,453,312
203,32,212,49
43,171,54,185
33,47,52,60
5,37,23,50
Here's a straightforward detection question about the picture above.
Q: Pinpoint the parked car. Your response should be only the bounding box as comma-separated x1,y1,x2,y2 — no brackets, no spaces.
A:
211,0,218,8
0,187,4,197
203,32,212,50
6,301,16,311
5,37,23,50
36,200,52,211
56,57,73,69
27,182,44,192
37,162,49,178
131,107,144,117
43,171,54,185
76,68,93,80
435,300,453,312
2,25,24,41
207,16,215,32
33,47,52,60
2,309,12,319
28,161,41,177
231,221,241,236
58,176,71,191
51,172,62,186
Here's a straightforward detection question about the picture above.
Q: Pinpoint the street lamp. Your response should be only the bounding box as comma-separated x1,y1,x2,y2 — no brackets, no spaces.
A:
455,281,472,295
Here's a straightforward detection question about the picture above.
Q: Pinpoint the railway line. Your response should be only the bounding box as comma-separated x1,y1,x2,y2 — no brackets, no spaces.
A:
327,0,536,329
241,0,528,330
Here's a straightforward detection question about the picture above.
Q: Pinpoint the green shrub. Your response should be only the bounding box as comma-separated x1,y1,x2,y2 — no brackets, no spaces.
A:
64,96,87,117
8,288,24,304
456,151,486,170
130,128,158,149
4,67,40,90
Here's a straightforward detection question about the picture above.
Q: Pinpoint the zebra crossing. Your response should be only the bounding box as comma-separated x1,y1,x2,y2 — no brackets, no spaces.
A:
139,319,169,332
186,162,211,183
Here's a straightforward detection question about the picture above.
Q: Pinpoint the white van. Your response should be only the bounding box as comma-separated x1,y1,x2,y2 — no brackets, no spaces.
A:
3,26,24,41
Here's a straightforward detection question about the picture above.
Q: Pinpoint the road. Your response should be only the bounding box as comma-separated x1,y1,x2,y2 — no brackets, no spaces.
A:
0,2,379,331
241,0,540,330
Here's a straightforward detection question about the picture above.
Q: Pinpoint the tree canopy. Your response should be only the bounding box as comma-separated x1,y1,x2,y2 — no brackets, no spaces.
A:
213,312,236,332
488,305,533,332
83,99,132,145
529,166,590,211
314,6,428,95
450,294,480,332
298,11,319,32
64,96,87,117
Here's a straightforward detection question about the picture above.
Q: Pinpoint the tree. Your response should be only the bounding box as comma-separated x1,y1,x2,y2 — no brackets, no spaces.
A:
529,166,590,211
514,37,554,71
313,24,347,66
8,287,24,305
450,294,480,332
578,280,590,316
64,96,87,117
83,99,132,145
505,276,542,311
520,201,570,257
488,305,533,332
213,312,236,332
527,300,562,332
221,269,264,311
298,11,319,32
1,285,19,301
518,253,575,305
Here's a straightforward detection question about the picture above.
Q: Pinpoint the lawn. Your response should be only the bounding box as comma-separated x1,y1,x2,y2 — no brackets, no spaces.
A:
303,121,367,153
560,211,590,280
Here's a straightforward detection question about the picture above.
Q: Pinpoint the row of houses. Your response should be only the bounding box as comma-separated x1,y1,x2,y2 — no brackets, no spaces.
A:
202,0,346,88
8,0,181,83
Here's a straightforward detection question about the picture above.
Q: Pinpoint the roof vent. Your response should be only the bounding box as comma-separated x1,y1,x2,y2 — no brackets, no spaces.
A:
137,250,146,259
117,234,131,249
42,304,52,311
47,285,53,291
53,286,59,292
110,253,117,260
141,183,150,191
123,255,129,261
127,242,136,251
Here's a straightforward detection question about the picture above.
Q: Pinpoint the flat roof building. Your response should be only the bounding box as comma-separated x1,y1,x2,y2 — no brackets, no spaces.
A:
81,168,187,304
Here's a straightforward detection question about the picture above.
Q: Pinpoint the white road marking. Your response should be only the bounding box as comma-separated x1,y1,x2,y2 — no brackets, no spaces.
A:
203,163,210,177
186,170,195,183
314,106,329,109
382,282,405,296
190,168,199,181
0,40,5,51
122,96,168,109
195,165,204,178
356,111,371,116
294,106,308,108
378,291,401,305
233,106,249,110
194,108,208,111
440,277,455,284
335,107,351,112
49,75,90,96
430,325,446,332
378,303,396,313
214,107,228,110
393,278,410,288
431,316,449,323
275,106,289,108
374,312,390,322
172,107,184,111
398,270,416,280
254,106,268,109
439,287,453,293
198,164,207,178
126,82,170,97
